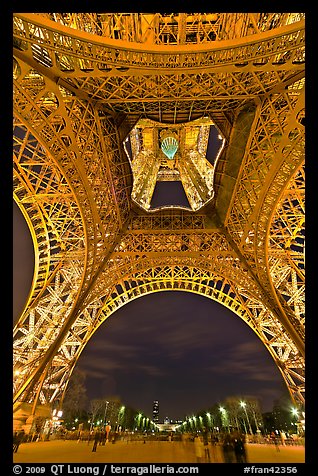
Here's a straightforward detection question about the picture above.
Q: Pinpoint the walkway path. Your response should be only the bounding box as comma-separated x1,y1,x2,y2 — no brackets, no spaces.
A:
13,440,305,464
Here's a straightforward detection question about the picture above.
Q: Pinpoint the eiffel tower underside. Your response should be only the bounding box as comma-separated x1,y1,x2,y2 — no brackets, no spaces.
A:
13,13,305,418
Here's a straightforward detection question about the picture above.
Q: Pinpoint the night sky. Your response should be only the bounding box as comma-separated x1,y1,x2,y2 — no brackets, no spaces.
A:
13,201,290,420
150,181,190,208
76,291,288,420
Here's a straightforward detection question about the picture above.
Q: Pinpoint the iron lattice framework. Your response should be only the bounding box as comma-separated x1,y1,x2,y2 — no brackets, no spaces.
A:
13,13,305,413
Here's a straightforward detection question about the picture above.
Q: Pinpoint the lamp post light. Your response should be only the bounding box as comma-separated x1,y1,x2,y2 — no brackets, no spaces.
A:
193,416,197,430
206,412,211,430
291,408,299,434
188,417,193,429
136,413,142,431
199,416,203,429
291,408,299,419
240,401,253,436
103,401,109,427
219,406,229,432
117,405,125,430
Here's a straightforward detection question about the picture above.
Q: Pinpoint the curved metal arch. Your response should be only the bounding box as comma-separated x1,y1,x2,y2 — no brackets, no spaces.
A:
36,256,303,407
13,14,304,71
57,267,304,410
13,96,92,401
100,269,304,407
13,119,85,322
13,167,50,317
41,13,304,44
13,116,89,400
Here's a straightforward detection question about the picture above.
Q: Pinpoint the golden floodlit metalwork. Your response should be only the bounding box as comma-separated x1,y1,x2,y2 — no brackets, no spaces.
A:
13,13,305,431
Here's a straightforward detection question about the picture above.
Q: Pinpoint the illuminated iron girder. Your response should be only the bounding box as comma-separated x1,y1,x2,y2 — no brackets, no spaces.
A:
13,14,304,125
36,13,304,44
13,13,305,417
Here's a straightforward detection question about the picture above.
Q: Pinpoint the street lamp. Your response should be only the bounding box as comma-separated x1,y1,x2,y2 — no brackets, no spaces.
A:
291,408,299,418
219,406,229,432
206,412,211,430
103,401,109,426
199,416,203,429
291,407,299,434
240,401,253,435
118,405,125,431
135,413,142,430
193,416,197,430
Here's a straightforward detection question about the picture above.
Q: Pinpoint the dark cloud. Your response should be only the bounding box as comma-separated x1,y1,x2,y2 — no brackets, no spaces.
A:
208,341,282,382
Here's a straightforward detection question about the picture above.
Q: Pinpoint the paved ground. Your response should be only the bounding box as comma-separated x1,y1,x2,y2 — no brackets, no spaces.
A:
13,439,305,464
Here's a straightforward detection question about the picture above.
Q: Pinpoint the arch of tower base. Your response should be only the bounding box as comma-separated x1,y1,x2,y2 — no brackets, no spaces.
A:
14,264,304,433
85,267,305,404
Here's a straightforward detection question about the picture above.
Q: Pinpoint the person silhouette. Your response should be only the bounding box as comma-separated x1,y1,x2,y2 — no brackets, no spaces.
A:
92,429,101,452
202,428,211,462
194,434,204,462
13,429,25,453
232,430,247,463
222,433,235,463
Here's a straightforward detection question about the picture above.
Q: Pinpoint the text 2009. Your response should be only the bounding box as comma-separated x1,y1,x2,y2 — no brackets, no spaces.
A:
26,467,46,473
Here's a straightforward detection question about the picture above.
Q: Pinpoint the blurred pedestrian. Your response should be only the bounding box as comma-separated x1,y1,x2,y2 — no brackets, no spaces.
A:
222,433,235,463
280,431,287,446
111,431,118,444
13,429,25,453
210,433,219,462
92,429,100,452
233,430,247,463
274,437,280,451
77,429,83,443
105,424,111,443
271,431,280,452
13,432,18,452
100,429,106,445
202,428,211,462
194,434,204,463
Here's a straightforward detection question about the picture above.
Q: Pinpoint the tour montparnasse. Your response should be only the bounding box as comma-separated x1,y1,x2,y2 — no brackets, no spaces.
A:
13,13,304,432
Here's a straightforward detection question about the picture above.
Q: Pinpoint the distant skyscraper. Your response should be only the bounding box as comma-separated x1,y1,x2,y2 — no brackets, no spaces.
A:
153,400,159,423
